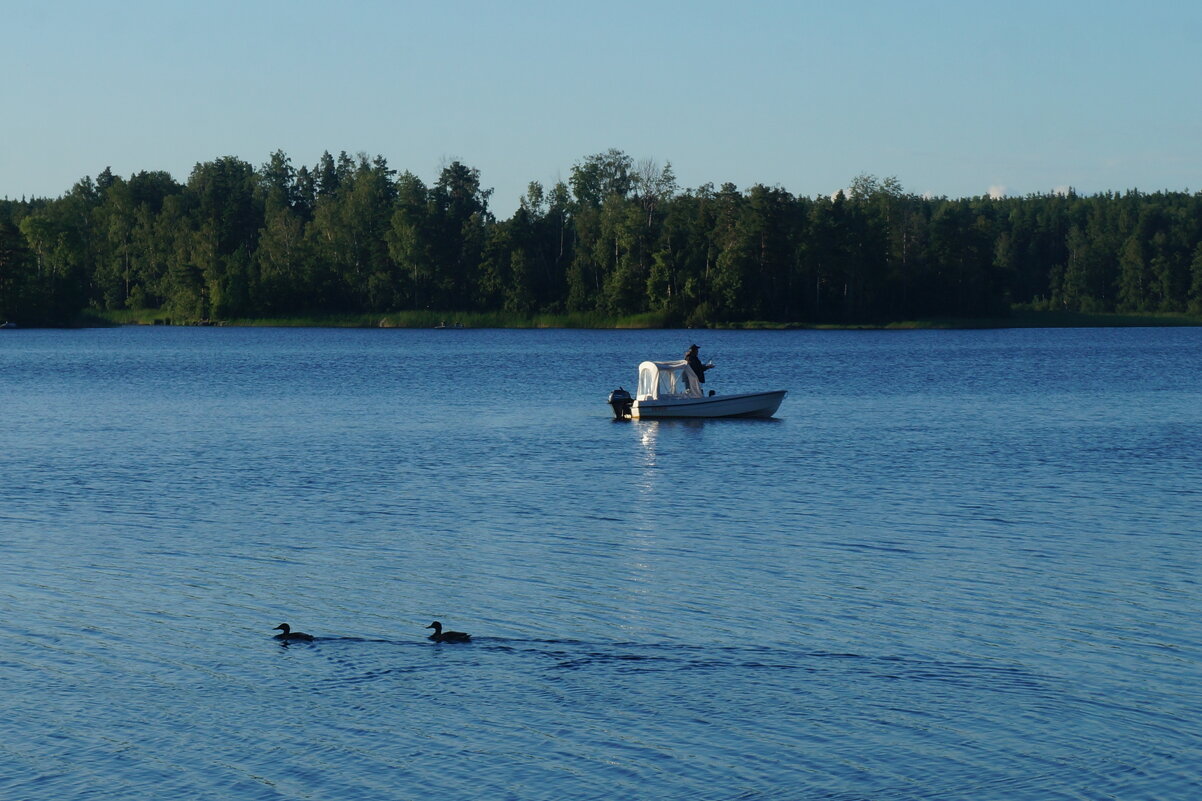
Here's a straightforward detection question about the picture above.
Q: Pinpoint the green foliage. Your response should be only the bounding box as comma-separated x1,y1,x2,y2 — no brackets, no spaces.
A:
3,154,1202,327
0,217,34,321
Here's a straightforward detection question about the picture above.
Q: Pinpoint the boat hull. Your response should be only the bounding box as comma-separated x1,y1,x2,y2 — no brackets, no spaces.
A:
631,390,786,419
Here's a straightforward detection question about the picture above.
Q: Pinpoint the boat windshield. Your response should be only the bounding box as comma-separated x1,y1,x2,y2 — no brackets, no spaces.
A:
636,360,701,400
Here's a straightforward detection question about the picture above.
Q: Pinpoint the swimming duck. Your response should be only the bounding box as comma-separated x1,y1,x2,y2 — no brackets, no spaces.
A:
273,623,315,642
426,621,471,643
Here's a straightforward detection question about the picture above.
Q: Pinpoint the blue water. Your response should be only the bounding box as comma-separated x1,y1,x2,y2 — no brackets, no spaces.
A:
1,326,1200,800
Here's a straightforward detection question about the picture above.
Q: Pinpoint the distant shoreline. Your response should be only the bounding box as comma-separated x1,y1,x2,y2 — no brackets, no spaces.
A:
74,308,1202,330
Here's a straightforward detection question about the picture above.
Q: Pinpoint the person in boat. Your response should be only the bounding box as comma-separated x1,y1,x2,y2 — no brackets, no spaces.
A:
684,344,713,384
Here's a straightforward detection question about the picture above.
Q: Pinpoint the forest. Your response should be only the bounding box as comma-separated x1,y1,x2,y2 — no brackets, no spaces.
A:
2,148,1201,327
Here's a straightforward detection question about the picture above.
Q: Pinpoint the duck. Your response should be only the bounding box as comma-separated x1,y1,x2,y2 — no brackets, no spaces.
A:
273,623,315,642
426,621,471,643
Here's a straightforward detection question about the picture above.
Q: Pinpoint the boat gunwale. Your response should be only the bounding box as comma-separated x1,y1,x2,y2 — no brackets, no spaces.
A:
631,389,786,419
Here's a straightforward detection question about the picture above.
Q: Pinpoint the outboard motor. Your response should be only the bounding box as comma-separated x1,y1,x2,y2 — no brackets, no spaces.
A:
608,387,633,419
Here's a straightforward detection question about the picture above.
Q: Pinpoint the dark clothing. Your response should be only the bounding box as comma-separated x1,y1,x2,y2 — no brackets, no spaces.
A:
685,350,709,383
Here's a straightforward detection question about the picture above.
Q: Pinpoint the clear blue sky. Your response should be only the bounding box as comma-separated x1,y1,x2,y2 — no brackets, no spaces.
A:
4,0,1200,215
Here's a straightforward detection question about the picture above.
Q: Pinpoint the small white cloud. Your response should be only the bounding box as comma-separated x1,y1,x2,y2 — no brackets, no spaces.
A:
1052,185,1072,196
988,185,1007,199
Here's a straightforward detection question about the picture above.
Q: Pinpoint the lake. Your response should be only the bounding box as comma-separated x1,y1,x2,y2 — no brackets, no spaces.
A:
1,326,1200,800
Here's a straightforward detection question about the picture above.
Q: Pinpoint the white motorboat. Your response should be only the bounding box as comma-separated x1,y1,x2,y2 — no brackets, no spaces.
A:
608,360,786,419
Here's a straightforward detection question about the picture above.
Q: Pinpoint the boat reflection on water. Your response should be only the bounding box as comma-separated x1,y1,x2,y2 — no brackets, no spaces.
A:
632,419,702,493
631,416,782,496
637,417,707,451
629,416,781,463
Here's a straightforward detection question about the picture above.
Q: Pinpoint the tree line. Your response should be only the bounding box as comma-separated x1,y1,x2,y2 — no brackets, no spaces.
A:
2,148,1201,326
